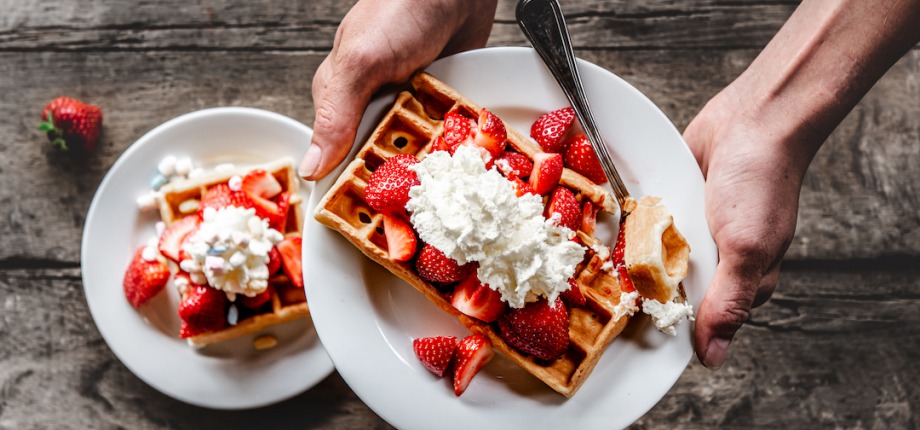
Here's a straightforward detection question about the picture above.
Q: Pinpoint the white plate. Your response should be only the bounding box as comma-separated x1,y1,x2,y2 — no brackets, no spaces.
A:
82,107,334,410
304,47,717,429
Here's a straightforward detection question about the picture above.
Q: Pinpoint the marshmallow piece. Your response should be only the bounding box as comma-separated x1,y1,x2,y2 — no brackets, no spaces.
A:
205,255,226,273
157,156,177,176
178,199,200,214
141,246,159,262
188,167,205,179
228,175,243,192
155,221,166,237
150,174,168,191
179,259,200,272
227,304,239,326
229,252,247,267
190,272,207,285
136,192,159,211
215,163,236,172
175,157,193,177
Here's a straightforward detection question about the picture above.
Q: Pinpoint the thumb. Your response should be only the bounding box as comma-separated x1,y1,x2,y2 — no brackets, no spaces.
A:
694,255,759,369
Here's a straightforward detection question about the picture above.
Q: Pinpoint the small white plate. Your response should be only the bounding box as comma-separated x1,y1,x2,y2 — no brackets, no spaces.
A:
304,47,717,429
82,107,334,409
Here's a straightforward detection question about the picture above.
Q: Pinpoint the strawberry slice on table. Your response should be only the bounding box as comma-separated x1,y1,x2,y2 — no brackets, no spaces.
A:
413,336,458,378
563,134,608,184
382,213,417,262
471,108,507,157
528,152,564,196
123,246,170,308
497,297,569,361
416,244,473,284
158,215,201,263
178,284,228,336
453,334,495,396
441,111,473,153
494,151,533,180
450,273,505,323
365,154,420,213
530,107,575,153
544,186,580,231
38,96,103,154
276,235,304,288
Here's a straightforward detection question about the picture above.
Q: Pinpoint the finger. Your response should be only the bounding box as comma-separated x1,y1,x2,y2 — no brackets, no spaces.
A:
752,264,780,308
694,255,760,370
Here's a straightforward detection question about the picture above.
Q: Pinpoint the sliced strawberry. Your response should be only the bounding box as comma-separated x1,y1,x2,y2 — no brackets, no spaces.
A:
560,278,586,308
123,246,170,308
441,111,473,153
528,152,563,196
544,186,580,231
158,215,201,262
494,152,533,179
471,108,507,157
451,273,505,322
381,213,417,262
241,169,282,199
267,246,282,275
416,244,473,284
177,223,199,262
413,336,458,378
613,221,626,267
239,287,273,309
199,183,254,215
580,201,599,236
617,265,636,293
179,321,207,338
530,107,575,153
270,191,292,231
453,334,494,396
365,154,420,213
510,177,536,197
276,235,303,288
178,284,228,336
432,136,450,153
497,297,569,361
563,134,607,184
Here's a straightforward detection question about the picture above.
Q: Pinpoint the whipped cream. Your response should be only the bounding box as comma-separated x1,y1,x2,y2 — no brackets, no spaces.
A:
180,206,283,300
611,290,640,321
406,145,585,309
641,298,694,336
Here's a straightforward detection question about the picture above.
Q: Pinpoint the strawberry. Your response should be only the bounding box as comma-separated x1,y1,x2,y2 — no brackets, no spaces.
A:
365,154,420,213
267,246,282,275
471,108,507,157
510,177,536,197
122,246,170,308
239,287,273,309
198,183,255,215
563,134,607,184
416,244,473,284
382,213,417,262
177,284,228,336
453,334,494,396
241,169,282,199
617,265,636,293
530,107,575,153
413,336,458,378
450,273,505,322
528,152,563,195
612,221,626,267
270,191,292,231
544,186,580,231
580,201,599,236
276,235,303,288
158,215,201,263
432,136,451,153
497,298,569,361
38,96,103,154
441,111,473,152
494,152,533,179
560,278,586,308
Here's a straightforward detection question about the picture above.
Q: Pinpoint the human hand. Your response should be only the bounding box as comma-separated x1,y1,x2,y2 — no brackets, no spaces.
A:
300,0,498,180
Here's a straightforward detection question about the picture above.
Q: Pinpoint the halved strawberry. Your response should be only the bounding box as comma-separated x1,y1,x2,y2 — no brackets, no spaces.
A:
267,246,282,275
530,107,575,153
382,213,417,262
451,273,505,322
269,191,292,231
276,235,303,288
497,297,569,361
177,284,228,336
471,108,507,157
365,154,420,213
510,177,536,197
560,278,586,308
199,183,254,215
563,134,607,184
413,336,458,378
123,246,170,308
453,334,494,396
613,221,626,266
441,111,473,153
580,201,599,236
617,265,636,293
494,152,533,179
416,244,473,284
544,186,580,231
241,169,282,199
158,215,201,262
528,152,563,195
239,287,273,309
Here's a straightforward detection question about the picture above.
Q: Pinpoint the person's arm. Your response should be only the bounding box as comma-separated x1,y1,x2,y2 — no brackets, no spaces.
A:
684,0,920,369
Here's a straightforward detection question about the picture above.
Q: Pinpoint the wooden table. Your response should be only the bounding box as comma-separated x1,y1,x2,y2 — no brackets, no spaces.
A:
2,1,917,428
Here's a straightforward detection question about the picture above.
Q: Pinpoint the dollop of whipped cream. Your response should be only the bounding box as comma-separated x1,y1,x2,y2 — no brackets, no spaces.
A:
180,206,283,300
641,298,694,336
406,145,585,309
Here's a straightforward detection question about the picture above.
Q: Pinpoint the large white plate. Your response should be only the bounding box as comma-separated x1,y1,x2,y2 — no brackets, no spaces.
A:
82,107,334,409
304,47,717,429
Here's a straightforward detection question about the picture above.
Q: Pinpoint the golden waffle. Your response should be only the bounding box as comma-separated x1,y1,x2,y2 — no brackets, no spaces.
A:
623,196,690,303
314,72,633,397
157,158,310,347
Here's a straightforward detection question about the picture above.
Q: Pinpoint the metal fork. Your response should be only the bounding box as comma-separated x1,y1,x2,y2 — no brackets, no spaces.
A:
516,0,631,213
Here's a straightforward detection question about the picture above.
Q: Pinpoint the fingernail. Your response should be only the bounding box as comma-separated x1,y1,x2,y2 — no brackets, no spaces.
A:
299,144,322,178
703,337,731,370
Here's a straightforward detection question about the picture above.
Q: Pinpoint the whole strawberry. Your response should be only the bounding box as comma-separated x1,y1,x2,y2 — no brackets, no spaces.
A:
178,284,229,336
563,134,608,184
38,97,103,154
497,297,569,361
365,154,420,213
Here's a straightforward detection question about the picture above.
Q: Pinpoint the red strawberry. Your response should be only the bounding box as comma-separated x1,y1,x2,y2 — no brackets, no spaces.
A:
241,169,282,199
178,284,228,336
365,154,420,213
122,246,170,308
276,235,303,288
528,152,563,195
239,287,273,309
198,183,255,215
497,298,569,361
416,244,472,284
158,215,201,263
494,152,533,179
544,186,580,231
613,221,626,267
560,278,586,308
432,136,450,153
441,111,473,152
413,336,458,378
563,134,607,184
267,246,282,275
451,273,505,323
382,213,417,262
510,177,536,197
471,108,507,157
580,201,599,236
453,334,494,396
39,96,103,154
530,107,575,153
617,265,636,293
270,191,292,231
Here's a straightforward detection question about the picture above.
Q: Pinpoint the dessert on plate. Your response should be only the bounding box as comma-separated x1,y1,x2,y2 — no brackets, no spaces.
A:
314,72,691,396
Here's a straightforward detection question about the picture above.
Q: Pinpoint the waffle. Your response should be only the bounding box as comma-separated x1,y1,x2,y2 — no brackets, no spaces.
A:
315,72,635,397
157,158,310,347
623,196,690,304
